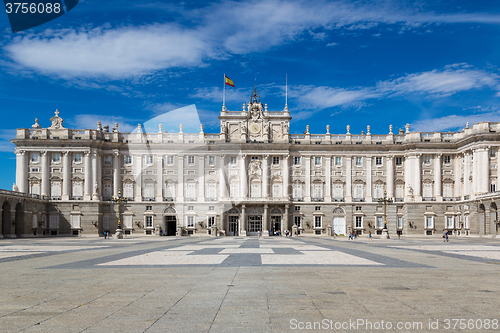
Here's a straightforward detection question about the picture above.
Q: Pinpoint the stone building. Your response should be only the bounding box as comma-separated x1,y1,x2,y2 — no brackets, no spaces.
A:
5,87,500,238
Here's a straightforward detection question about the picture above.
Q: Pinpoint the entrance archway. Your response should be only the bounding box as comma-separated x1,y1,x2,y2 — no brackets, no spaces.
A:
270,208,282,235
478,203,486,234
332,207,346,236
15,202,23,237
163,206,177,236
490,202,498,234
227,208,239,236
2,201,11,236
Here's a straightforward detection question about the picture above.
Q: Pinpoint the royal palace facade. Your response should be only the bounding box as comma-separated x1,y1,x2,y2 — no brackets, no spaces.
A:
2,88,500,238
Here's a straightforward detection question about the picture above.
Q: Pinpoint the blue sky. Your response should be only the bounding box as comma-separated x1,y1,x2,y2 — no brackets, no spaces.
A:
1,0,500,190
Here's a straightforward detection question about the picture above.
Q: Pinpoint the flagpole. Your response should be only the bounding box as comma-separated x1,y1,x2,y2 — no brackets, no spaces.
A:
223,73,226,108
286,74,288,106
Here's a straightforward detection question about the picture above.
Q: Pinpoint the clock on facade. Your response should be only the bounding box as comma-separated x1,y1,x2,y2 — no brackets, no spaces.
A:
249,122,261,134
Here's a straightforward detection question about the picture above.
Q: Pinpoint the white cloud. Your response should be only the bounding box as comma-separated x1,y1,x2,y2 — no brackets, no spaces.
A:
5,25,212,79
411,108,500,132
5,0,500,79
291,65,500,111
326,42,338,47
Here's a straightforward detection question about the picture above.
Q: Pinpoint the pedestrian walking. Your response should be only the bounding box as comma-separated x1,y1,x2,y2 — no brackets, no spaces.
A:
104,231,107,239
369,231,372,241
445,230,449,242
443,229,447,242
258,230,261,238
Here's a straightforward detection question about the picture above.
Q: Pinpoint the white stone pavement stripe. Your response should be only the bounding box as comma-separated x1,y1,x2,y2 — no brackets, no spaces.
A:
0,246,108,252
443,250,500,260
220,248,274,254
261,251,384,265
99,251,229,265
0,252,43,259
390,245,500,251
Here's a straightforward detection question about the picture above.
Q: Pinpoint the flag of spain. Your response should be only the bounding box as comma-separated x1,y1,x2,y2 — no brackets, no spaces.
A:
225,75,235,87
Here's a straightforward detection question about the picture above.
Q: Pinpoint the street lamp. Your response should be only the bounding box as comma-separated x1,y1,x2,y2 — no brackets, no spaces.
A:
377,190,393,239
111,189,127,239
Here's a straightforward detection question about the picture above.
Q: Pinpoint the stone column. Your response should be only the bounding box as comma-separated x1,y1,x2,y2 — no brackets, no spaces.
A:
455,154,462,198
135,155,142,201
84,151,91,200
91,151,99,200
113,150,121,197
219,155,226,198
240,204,246,236
262,155,269,197
366,156,372,201
434,153,442,200
156,155,163,202
15,150,28,193
62,151,70,200
198,155,205,200
386,155,394,198
240,154,247,198
414,154,422,199
464,151,471,197
325,156,331,202
283,155,289,198
283,204,289,234
345,156,352,202
263,204,269,236
178,155,184,201
404,154,411,199
305,156,311,202
481,147,490,194
41,151,49,198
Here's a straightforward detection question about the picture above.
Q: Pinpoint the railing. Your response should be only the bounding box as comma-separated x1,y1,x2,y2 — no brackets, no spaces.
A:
70,196,83,200
443,197,454,201
422,197,436,201
312,197,324,202
395,198,404,202
164,197,174,201
51,196,62,200
353,198,364,202
293,197,304,202
143,197,155,201
0,189,44,199
205,197,217,201
333,197,344,202
185,197,197,201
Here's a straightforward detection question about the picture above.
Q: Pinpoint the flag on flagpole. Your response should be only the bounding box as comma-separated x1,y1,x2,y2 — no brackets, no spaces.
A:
224,75,235,87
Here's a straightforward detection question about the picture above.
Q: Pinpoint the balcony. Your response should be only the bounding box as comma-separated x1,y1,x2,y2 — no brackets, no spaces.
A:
353,198,364,202
185,197,197,202
51,196,61,200
143,197,155,201
333,197,344,202
293,197,304,202
312,197,324,202
395,198,404,202
164,197,174,202
443,197,454,202
205,197,217,201
422,197,436,201
70,196,83,200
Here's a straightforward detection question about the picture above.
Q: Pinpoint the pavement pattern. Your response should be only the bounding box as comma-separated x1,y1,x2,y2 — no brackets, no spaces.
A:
0,235,499,332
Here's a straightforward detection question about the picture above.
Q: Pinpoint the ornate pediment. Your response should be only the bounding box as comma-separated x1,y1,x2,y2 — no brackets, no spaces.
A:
48,110,64,129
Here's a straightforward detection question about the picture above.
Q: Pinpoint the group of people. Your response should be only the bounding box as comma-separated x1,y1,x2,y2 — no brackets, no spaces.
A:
443,229,450,242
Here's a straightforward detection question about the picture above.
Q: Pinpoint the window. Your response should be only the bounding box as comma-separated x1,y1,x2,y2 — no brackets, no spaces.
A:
103,216,110,229
187,216,194,228
31,152,39,163
124,155,132,165
74,153,82,163
167,156,174,165
209,156,215,165
273,156,280,165
333,184,343,198
52,153,61,163
124,215,133,229
72,182,83,198
491,183,497,192
51,181,61,198
104,155,112,165
146,216,153,228
355,216,362,228
188,156,195,165
313,184,323,199
314,216,322,228
188,206,194,211
294,206,301,211
208,216,215,227
186,183,196,199
124,183,134,198
294,216,301,227
355,157,362,166
208,206,215,211
446,216,454,229
293,184,303,199
376,216,384,229
464,215,470,229
397,216,403,229
423,183,433,198
230,183,238,198
251,156,259,160
49,214,59,229
396,184,404,199
250,183,261,197
424,155,431,164
166,183,175,198
206,183,217,199
444,183,453,197
315,206,321,211
71,215,81,229
230,156,237,165
31,183,40,195
444,155,451,164
374,184,384,199
355,206,362,211
146,205,152,211
354,184,364,199
375,157,382,165
425,216,434,229
272,184,282,197
294,156,301,165
144,183,155,198
395,157,402,166
146,155,153,165
314,157,321,166
335,157,341,166
490,149,496,158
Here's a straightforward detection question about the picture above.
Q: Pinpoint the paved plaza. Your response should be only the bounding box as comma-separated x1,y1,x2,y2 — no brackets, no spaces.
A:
0,236,499,333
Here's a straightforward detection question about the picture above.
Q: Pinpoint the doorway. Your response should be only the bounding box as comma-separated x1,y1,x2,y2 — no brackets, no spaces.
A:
247,215,262,236
270,215,281,235
228,215,239,236
164,215,177,236
333,217,346,236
